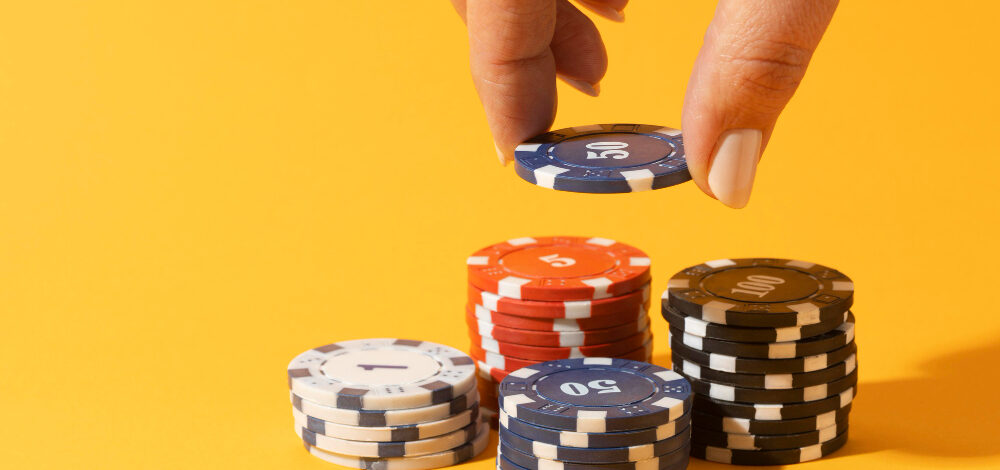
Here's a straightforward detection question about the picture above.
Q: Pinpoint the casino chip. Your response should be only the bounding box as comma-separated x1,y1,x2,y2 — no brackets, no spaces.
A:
669,312,855,359
499,443,691,470
303,420,490,470
513,124,690,193
662,305,848,343
669,338,858,374
467,237,651,301
690,429,849,465
468,283,651,319
498,358,692,432
498,409,691,448
287,339,488,468
287,338,476,410
470,328,652,360
690,405,852,435
665,258,854,328
691,419,849,450
471,338,653,373
499,425,690,463
468,315,650,347
290,387,479,427
467,303,647,332
661,257,859,464
674,353,857,390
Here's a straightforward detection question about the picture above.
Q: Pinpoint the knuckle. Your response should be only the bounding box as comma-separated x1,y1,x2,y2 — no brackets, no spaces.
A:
720,38,814,110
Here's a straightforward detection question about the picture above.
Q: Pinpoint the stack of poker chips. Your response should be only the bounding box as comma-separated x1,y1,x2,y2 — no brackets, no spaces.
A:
495,358,694,470
662,258,857,466
464,236,655,420
286,338,489,469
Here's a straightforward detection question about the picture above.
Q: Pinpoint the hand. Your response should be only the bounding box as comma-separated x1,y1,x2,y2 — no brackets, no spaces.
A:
451,0,838,208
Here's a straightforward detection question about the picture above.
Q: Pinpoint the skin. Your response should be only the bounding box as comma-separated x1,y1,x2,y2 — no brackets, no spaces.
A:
451,0,839,207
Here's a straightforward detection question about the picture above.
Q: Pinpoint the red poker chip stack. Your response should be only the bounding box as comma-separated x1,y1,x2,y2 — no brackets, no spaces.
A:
464,236,656,424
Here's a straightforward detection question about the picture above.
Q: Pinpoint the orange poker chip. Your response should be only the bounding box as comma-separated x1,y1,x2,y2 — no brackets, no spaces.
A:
466,282,650,319
465,303,648,332
469,328,651,361
470,338,653,373
466,237,651,301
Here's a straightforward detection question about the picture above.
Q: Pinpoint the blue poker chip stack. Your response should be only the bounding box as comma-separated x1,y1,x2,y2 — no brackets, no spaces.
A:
496,358,694,470
662,258,858,466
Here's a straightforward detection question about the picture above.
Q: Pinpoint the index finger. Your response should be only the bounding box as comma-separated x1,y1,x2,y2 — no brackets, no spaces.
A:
465,0,558,164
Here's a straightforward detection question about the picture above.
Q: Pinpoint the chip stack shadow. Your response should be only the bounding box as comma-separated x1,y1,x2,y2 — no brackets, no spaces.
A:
496,358,694,470
464,236,656,424
662,259,857,465
286,338,489,469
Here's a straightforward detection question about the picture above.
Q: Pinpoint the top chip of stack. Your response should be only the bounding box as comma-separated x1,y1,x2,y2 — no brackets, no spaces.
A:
465,237,656,418
495,358,693,470
661,258,858,466
286,338,489,469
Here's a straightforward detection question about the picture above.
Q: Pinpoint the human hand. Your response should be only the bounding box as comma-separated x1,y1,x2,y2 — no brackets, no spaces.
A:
451,0,838,208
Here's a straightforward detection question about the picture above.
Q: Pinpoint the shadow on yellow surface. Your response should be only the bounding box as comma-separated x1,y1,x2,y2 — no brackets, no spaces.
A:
847,336,1000,459
657,334,1000,467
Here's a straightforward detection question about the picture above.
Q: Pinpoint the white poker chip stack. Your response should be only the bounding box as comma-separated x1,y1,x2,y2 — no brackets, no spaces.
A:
286,338,489,469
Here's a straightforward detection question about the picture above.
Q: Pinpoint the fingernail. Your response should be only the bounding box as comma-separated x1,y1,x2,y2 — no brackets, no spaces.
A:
495,142,510,166
579,2,625,22
707,129,763,209
558,75,601,97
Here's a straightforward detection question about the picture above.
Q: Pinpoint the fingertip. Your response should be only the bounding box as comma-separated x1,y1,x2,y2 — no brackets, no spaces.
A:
494,142,512,166
557,75,601,97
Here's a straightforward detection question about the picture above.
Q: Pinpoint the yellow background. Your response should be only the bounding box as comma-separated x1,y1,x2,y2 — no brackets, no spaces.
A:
2,2,998,469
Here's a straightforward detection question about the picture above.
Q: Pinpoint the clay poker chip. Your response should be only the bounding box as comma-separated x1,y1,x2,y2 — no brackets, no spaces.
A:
287,338,476,410
668,312,855,359
468,282,651,319
467,237,651,301
467,303,648,332
665,258,853,328
497,358,692,433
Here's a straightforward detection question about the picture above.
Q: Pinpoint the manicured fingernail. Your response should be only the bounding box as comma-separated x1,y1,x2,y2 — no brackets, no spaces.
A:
558,75,600,97
707,129,763,209
495,142,510,166
578,2,625,22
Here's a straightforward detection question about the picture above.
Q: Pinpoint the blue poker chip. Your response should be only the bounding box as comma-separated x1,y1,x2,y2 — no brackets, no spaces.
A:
498,358,692,433
513,124,689,193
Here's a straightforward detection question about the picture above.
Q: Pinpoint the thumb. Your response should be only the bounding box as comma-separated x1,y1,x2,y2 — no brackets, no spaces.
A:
682,0,838,208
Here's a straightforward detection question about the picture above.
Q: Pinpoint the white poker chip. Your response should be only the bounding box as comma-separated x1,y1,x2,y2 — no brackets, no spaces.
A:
294,415,482,457
287,338,476,410
291,405,480,442
302,420,490,469
290,388,479,427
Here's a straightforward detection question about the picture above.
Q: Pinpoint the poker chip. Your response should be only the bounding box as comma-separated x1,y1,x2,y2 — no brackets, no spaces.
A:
292,406,479,442
670,338,858,374
690,429,849,465
471,338,653,372
677,369,859,404
470,328,652,360
674,353,857,389
303,420,490,470
295,416,482,458
499,409,691,449
468,315,650,347
468,283,651,319
290,388,479,427
662,306,848,343
498,424,690,463
665,258,854,328
467,237,651,301
513,124,690,193
693,387,855,421
690,405,852,435
498,443,691,470
669,312,855,358
287,338,476,410
467,303,647,332
691,418,849,450
497,358,692,433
